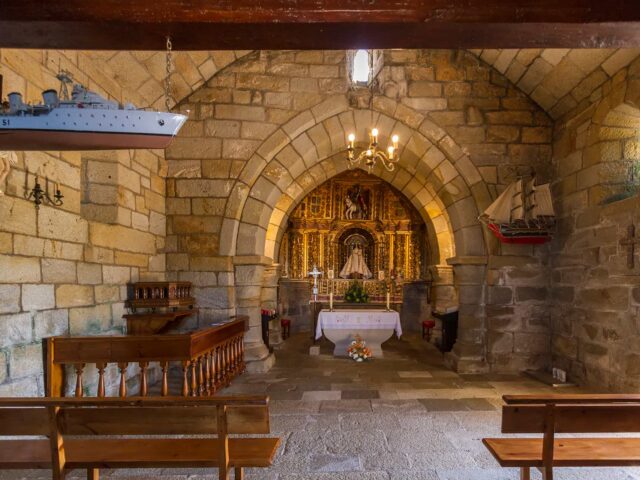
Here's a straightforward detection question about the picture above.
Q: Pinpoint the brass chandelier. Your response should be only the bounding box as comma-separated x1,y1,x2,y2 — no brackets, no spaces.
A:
346,128,400,173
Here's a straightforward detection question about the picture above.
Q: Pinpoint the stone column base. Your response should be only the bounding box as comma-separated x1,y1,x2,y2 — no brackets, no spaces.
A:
444,348,489,374
244,341,276,373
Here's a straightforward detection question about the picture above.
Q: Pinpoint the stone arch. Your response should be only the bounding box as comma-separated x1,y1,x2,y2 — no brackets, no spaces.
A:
223,99,489,265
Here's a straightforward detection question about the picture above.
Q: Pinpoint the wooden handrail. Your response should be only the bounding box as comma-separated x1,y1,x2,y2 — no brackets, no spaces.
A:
44,318,247,397
503,394,640,404
0,395,268,407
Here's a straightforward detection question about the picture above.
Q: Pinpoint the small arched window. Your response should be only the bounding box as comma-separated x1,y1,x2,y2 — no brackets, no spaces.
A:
352,49,371,85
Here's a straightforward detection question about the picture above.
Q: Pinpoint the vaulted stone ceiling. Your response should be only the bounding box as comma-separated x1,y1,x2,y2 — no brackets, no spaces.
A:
470,48,640,119
2,48,639,120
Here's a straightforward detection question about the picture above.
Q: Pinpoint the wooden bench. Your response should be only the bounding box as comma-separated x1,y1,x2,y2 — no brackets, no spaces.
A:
0,396,280,480
483,394,640,480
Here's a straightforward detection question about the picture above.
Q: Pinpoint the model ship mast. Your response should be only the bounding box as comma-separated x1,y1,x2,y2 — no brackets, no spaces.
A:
480,177,555,244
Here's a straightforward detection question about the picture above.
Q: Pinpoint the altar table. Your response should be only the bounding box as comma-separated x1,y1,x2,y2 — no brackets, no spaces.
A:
315,309,402,357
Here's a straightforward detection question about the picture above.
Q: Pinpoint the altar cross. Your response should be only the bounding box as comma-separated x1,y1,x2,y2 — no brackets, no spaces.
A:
620,224,639,269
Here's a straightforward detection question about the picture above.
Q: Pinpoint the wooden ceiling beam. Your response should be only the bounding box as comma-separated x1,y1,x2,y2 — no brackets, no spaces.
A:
1,1,640,50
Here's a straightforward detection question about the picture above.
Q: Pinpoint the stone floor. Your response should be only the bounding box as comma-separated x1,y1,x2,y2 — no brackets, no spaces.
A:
3,333,640,480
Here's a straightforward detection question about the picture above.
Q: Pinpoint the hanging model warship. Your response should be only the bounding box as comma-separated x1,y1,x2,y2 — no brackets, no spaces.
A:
0,72,187,150
479,177,555,244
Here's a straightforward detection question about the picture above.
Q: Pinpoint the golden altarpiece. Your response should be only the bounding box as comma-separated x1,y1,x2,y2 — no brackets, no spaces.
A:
279,170,429,300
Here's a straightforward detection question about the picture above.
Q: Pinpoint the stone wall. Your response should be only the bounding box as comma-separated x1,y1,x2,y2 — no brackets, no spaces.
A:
166,49,555,373
550,56,640,391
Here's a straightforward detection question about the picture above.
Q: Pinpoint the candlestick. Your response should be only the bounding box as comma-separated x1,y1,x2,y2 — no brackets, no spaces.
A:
329,292,334,311
386,292,390,311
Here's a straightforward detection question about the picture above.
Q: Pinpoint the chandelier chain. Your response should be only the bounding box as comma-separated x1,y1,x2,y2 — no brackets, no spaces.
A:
164,36,174,112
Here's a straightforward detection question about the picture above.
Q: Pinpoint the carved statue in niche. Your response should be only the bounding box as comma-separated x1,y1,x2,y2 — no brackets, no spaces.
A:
0,151,17,196
344,184,369,220
340,234,373,279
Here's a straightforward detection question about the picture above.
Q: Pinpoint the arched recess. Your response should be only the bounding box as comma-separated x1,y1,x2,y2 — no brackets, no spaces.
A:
585,80,640,206
222,101,490,265
264,156,445,268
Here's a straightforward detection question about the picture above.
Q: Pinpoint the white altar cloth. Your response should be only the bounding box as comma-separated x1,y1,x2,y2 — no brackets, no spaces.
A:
316,309,402,357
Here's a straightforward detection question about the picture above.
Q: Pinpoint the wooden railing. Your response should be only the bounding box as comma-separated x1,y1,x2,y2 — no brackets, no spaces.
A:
44,317,247,397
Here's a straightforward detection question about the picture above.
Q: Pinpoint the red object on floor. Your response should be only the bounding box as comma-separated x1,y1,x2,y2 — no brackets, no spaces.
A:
422,319,436,340
281,318,291,339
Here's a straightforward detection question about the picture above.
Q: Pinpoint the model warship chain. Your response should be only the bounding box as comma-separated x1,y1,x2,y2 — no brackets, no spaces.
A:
0,71,187,150
479,177,555,244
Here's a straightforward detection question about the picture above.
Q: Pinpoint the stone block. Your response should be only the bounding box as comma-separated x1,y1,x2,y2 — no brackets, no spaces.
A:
90,224,156,254
77,263,103,285
38,208,88,244
94,285,121,304
42,259,77,284
69,304,112,335
487,126,520,143
55,285,94,308
488,331,514,354
514,333,550,354
516,286,548,303
9,343,42,379
0,285,20,314
0,312,33,348
103,265,131,284
13,235,45,257
0,254,41,283
22,284,55,311
0,232,11,254
34,309,69,340
0,197,37,236
576,286,630,312
488,286,513,305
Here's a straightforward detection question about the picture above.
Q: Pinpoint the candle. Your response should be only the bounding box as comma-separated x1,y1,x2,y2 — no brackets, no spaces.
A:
386,292,390,310
329,292,334,311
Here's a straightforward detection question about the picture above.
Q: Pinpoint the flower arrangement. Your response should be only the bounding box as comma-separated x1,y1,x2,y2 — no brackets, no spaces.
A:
347,335,372,362
344,282,369,303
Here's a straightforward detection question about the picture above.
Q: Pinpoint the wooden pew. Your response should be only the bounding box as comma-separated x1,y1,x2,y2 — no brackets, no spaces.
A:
483,394,640,480
0,396,280,480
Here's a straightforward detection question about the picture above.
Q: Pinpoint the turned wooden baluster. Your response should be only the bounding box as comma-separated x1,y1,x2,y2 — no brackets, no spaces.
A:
214,345,222,388
181,361,190,397
161,362,169,396
231,337,238,374
220,342,228,384
226,340,233,381
234,336,241,373
118,362,128,397
190,359,197,397
96,362,107,397
139,361,149,396
204,352,211,395
197,355,205,396
74,363,85,397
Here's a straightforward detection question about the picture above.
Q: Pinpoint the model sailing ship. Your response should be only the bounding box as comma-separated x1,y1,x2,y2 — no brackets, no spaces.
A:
479,177,555,244
0,72,187,150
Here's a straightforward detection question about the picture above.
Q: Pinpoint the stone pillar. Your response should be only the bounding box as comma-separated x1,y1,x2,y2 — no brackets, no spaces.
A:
444,256,489,374
234,256,275,373
261,263,283,346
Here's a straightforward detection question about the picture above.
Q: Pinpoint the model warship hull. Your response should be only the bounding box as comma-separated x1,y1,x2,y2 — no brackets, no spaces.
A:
0,109,186,150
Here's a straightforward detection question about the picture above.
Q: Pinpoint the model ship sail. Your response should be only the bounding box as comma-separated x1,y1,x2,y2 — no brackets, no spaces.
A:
480,178,555,244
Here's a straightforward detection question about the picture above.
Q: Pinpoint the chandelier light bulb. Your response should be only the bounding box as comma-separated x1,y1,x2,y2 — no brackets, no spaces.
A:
388,146,395,155
371,128,379,137
348,133,355,142
392,134,399,146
